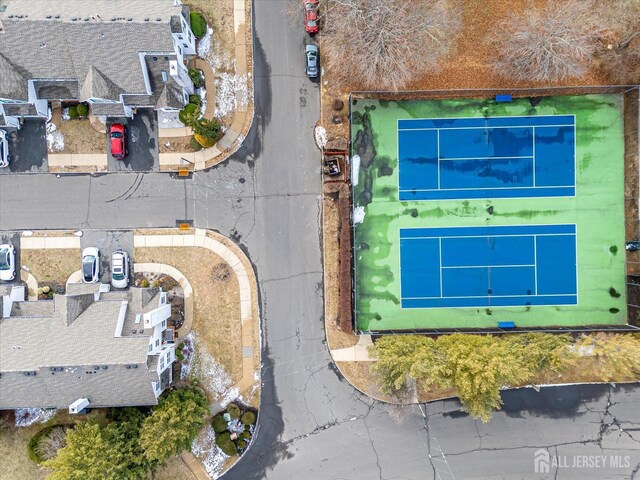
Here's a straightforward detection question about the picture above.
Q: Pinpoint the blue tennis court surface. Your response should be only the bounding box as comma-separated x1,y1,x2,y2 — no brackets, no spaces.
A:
399,224,578,309
398,115,575,201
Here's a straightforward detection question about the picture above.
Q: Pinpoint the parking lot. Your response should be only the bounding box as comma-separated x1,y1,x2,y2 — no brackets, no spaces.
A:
106,110,159,172
0,119,48,174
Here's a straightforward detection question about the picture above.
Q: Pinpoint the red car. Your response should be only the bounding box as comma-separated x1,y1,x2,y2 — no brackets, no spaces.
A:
109,123,127,160
304,0,319,34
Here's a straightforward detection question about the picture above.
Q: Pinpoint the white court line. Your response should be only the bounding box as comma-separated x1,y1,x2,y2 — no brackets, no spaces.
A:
399,185,575,192
400,222,577,231
398,113,576,122
438,237,443,298
532,126,536,186
402,233,575,240
437,129,441,189
441,264,536,269
533,236,538,295
438,155,533,161
399,124,573,132
402,293,577,300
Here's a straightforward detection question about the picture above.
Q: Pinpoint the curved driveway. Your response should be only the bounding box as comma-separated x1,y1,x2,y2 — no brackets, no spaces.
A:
1,1,639,479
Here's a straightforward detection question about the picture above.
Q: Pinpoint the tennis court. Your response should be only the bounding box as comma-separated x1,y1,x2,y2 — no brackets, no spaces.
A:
351,94,626,331
400,224,577,309
398,115,576,200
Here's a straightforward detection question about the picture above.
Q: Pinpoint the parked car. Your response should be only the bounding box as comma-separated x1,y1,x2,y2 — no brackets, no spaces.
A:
111,249,130,289
0,243,16,281
305,44,319,78
109,123,127,160
82,247,101,283
626,241,640,252
304,0,319,34
0,130,9,168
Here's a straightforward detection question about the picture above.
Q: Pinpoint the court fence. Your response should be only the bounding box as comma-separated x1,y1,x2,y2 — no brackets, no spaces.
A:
349,85,640,334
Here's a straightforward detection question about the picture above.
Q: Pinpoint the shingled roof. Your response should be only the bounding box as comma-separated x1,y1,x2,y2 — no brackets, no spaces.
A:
0,288,167,409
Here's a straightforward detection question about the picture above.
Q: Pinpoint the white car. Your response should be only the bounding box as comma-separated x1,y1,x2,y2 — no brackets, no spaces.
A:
111,250,130,289
81,247,101,283
0,130,9,168
0,243,16,281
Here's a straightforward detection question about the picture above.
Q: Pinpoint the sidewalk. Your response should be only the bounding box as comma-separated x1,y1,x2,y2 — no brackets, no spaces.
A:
49,0,252,174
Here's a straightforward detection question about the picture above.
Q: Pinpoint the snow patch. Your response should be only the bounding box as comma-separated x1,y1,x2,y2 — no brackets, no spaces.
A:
351,155,361,187
197,26,214,58
314,126,327,148
353,206,365,224
179,332,195,380
46,122,64,152
198,87,207,117
61,107,71,121
189,340,238,407
191,425,229,479
215,70,249,120
15,408,56,427
158,109,186,129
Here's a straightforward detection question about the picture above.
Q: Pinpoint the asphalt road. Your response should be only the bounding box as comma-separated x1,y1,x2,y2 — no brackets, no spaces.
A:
0,1,639,479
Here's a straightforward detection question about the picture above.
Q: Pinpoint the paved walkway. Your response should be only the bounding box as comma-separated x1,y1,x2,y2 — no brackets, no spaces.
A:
330,335,375,362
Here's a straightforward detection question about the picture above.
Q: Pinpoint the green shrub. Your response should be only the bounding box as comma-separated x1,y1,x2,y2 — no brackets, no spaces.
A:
179,102,200,124
609,287,621,298
192,118,221,142
190,11,207,38
237,439,246,449
242,431,251,439
226,403,241,419
194,133,215,148
189,136,203,151
189,94,202,107
68,106,78,119
76,103,89,117
178,342,185,350
176,351,184,361
241,412,256,425
212,414,228,434
42,286,50,294
215,432,237,456
188,68,205,88
140,278,150,288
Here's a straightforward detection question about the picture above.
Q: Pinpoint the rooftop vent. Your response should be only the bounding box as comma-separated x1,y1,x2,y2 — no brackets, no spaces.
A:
132,364,138,369
46,15,52,19
127,17,132,21
144,17,149,22
156,17,162,21
102,366,108,370
84,17,89,21
125,365,131,369
55,15,60,19
111,17,116,21
161,71,168,83
71,17,77,21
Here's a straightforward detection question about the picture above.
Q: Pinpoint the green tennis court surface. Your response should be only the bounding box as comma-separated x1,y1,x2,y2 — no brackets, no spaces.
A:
351,95,626,332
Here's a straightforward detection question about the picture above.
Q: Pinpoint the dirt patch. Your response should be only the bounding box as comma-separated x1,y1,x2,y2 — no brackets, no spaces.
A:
21,248,81,293
134,246,243,383
159,136,198,154
56,119,106,154
0,413,47,480
155,456,198,480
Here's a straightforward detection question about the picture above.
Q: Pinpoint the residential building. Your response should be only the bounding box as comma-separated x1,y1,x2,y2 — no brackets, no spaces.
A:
0,284,176,411
0,0,196,127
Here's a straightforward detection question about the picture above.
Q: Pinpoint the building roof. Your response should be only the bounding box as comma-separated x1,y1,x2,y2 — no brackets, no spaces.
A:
32,79,79,100
0,19,175,101
145,55,186,110
2,104,38,116
89,102,127,117
0,287,167,409
0,0,185,24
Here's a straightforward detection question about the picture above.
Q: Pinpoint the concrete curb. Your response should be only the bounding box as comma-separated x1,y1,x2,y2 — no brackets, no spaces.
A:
133,262,194,338
66,270,83,284
20,236,81,249
330,335,375,362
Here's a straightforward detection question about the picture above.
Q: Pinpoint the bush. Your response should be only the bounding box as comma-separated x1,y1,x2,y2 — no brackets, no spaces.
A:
179,103,200,125
189,136,203,151
237,439,246,449
28,425,67,464
241,412,256,425
68,106,79,119
190,11,207,39
192,118,221,143
226,403,241,419
140,278,150,288
609,287,621,298
76,103,89,117
215,432,237,456
189,94,202,107
194,133,215,148
176,351,184,361
212,414,228,434
188,68,205,88
242,431,251,439
42,286,50,294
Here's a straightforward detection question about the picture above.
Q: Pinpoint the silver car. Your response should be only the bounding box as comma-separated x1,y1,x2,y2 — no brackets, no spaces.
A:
111,250,130,289
0,130,9,168
82,247,101,283
305,44,319,78
0,243,16,281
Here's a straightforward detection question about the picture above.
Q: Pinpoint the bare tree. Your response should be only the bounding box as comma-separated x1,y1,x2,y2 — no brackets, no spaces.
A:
319,0,462,91
492,0,605,82
598,0,640,83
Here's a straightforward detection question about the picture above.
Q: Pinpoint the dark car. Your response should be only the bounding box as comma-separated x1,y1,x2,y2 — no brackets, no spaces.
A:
305,44,319,78
304,0,319,34
109,123,127,160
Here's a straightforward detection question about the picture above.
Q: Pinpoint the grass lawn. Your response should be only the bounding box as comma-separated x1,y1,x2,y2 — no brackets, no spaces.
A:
134,246,243,383
351,94,626,331
56,119,106,154
20,248,81,293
